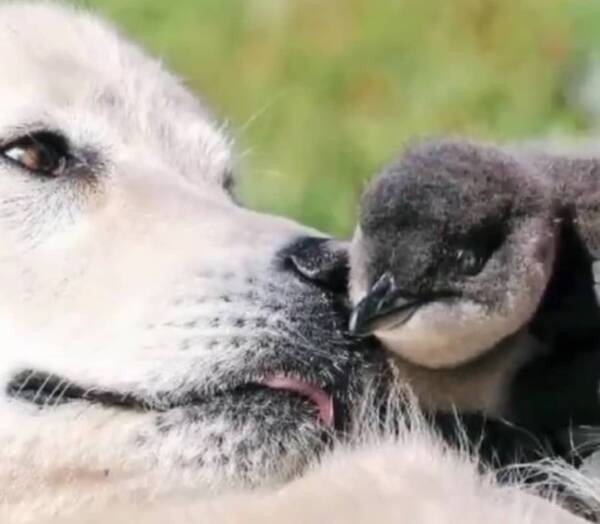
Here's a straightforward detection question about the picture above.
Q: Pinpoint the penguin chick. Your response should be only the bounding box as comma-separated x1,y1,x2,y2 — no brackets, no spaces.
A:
349,139,559,369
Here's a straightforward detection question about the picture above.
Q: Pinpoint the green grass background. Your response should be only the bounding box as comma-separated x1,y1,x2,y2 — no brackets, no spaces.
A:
89,0,600,236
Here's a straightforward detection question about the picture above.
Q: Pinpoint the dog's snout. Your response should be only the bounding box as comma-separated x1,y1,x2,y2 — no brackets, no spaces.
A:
281,237,349,293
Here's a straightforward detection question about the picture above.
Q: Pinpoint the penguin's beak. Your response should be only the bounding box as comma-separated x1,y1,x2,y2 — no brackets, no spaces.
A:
348,272,424,336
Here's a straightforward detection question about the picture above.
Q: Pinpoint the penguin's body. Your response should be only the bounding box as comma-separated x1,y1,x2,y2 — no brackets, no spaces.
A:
349,139,600,420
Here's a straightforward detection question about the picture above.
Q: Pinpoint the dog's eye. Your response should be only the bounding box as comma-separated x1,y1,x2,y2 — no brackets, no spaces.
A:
1,132,70,177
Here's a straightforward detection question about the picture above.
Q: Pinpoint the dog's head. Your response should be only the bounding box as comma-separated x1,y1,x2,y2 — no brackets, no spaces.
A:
0,2,387,502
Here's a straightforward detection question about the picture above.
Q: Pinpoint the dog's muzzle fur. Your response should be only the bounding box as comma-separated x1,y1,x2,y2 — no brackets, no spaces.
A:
0,2,388,509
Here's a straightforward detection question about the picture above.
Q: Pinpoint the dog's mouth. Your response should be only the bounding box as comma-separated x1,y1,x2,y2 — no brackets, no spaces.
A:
6,370,336,428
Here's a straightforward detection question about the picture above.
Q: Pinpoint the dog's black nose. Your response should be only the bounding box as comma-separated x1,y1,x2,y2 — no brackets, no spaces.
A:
280,236,349,294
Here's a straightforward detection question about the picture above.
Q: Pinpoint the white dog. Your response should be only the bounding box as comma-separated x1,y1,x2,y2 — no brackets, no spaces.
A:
0,3,595,523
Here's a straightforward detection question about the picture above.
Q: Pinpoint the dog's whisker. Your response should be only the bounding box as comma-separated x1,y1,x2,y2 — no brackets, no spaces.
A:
43,377,66,409
51,379,73,408
31,373,53,405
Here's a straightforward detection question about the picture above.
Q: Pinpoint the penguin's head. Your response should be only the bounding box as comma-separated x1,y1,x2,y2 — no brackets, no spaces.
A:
349,139,557,368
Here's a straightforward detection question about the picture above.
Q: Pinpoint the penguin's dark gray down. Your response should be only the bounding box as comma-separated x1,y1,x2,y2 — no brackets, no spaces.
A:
347,138,600,419
349,139,558,367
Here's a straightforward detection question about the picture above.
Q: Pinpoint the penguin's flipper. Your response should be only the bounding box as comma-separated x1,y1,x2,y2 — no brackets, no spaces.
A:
572,197,600,305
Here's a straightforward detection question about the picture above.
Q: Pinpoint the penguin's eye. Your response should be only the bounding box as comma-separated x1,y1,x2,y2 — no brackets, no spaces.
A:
455,249,484,276
453,223,505,276
1,132,70,177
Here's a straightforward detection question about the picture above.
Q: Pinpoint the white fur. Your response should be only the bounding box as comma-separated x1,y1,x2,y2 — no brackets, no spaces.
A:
4,391,593,524
0,3,598,524
44,438,584,524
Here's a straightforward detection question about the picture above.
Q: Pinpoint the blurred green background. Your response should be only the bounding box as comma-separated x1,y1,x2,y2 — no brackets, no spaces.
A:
89,0,600,236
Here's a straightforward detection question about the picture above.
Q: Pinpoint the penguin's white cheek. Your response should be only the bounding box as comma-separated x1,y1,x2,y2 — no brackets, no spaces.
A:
374,301,513,369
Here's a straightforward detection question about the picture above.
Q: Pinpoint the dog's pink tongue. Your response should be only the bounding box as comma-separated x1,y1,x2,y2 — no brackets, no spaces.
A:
260,376,334,428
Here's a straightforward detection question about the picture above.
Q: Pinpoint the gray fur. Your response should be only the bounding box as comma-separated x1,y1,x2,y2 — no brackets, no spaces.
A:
349,137,600,417
357,139,555,299
350,139,558,373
